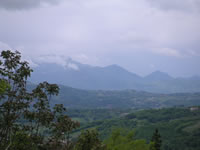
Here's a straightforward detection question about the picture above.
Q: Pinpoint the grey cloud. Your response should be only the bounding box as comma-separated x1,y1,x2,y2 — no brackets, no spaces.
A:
0,0,62,10
0,0,200,76
31,55,80,70
147,0,200,12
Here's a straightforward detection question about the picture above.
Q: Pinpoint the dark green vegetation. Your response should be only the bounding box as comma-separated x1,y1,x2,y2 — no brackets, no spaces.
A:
51,85,200,109
0,50,79,150
70,107,200,150
104,129,155,150
151,129,162,150
30,60,200,93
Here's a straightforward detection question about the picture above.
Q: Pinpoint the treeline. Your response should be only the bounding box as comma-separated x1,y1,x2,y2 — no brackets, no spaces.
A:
0,50,159,150
53,84,200,109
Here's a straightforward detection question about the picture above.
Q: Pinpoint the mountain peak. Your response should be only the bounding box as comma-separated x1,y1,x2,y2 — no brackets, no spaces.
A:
104,64,124,70
145,70,173,81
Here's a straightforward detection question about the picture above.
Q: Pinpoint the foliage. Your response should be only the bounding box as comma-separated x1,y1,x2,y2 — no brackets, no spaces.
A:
104,129,155,150
74,129,105,150
0,50,33,149
0,79,10,95
71,107,200,150
47,104,80,149
0,50,79,150
151,129,162,150
9,131,38,150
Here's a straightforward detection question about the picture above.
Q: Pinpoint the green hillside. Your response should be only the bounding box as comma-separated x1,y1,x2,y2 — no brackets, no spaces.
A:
70,107,200,150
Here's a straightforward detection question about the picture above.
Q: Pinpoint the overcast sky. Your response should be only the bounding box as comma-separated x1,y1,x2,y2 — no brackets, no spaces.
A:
0,0,200,77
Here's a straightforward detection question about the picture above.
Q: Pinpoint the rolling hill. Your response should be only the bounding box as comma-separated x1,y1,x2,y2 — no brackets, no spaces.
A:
46,85,200,109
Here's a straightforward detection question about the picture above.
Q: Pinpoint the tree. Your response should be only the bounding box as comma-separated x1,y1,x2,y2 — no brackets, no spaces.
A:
151,128,162,150
46,104,80,150
0,50,33,149
75,129,105,150
0,50,79,150
25,82,59,136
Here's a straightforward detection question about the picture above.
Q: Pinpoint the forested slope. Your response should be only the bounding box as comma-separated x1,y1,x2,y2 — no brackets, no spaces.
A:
70,107,200,150
51,85,200,109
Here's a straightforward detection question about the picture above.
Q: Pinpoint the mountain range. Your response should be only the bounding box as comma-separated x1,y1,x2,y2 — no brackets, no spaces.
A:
30,59,200,93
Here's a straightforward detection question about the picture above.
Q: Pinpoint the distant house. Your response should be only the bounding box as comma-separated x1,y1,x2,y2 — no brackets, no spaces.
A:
190,106,199,111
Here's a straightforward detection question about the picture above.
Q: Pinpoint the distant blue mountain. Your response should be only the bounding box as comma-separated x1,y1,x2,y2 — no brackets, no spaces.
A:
144,71,173,81
30,59,142,90
187,75,200,80
30,59,200,93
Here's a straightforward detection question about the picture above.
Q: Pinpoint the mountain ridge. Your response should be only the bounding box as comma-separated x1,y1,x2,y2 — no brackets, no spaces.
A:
30,59,200,93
